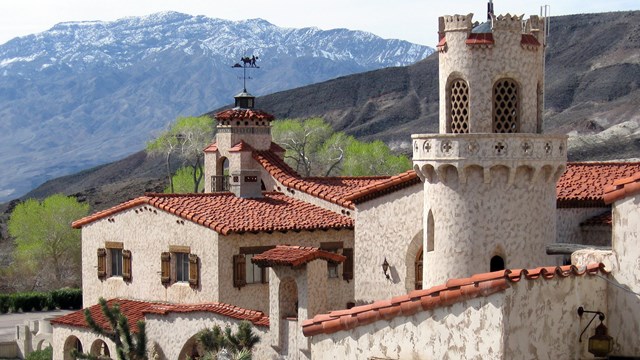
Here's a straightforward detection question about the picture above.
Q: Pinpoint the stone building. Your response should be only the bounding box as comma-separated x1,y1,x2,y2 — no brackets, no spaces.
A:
47,6,640,360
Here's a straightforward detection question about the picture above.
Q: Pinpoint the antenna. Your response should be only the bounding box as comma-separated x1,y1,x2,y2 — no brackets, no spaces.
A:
540,5,550,46
487,0,494,21
231,54,260,92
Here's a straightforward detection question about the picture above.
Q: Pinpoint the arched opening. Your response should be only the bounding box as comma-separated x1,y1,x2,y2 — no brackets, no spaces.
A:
426,210,435,252
177,333,202,360
415,246,424,290
490,255,505,272
447,78,470,133
90,339,110,358
279,277,298,319
405,230,423,293
493,78,519,133
213,157,230,191
63,336,83,360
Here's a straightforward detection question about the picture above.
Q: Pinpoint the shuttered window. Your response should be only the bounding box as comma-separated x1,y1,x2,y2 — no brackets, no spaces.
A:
161,252,171,285
111,249,123,277
188,254,199,287
97,248,107,280
342,248,354,281
233,254,246,288
122,250,132,282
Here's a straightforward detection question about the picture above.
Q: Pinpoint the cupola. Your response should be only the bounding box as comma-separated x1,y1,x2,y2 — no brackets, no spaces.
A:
234,89,255,109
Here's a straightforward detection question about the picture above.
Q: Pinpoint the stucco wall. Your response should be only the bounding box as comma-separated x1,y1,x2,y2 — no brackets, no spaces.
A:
608,195,640,356
145,312,276,360
218,230,354,314
556,207,610,244
81,205,219,307
52,325,115,360
354,184,423,301
310,291,506,359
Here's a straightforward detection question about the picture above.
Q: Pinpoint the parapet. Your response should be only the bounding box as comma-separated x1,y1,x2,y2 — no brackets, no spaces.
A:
491,13,524,32
439,14,474,33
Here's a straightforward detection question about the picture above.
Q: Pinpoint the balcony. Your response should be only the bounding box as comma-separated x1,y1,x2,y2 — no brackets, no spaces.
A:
211,175,230,192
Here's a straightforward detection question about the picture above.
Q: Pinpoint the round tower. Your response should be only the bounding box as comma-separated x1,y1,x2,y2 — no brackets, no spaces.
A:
413,11,566,287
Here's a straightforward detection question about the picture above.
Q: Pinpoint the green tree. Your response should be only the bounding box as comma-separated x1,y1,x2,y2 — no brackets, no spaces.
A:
147,116,215,193
271,118,334,177
8,194,89,290
342,140,413,176
73,298,147,360
166,166,204,193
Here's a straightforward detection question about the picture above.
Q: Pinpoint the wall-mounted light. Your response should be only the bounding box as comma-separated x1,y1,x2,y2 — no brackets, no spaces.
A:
381,258,390,280
577,306,613,358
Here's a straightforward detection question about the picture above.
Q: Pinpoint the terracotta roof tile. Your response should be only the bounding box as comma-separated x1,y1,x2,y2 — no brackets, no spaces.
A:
521,34,541,47
466,33,494,46
581,210,612,226
436,36,447,52
603,172,640,204
557,162,640,207
252,245,346,268
302,263,608,337
72,192,353,235
215,109,275,122
203,142,218,153
51,299,269,330
254,150,417,209
229,140,253,152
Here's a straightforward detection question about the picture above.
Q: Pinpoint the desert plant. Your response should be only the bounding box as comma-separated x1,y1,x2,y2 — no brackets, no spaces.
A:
194,321,259,359
26,346,53,360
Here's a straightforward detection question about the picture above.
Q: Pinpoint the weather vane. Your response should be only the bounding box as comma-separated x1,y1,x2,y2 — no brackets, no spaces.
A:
232,54,260,92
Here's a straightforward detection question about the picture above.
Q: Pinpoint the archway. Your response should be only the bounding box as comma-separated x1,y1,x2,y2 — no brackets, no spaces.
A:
90,339,111,358
213,157,230,191
63,336,83,360
279,277,298,319
405,230,423,293
415,246,423,290
177,333,202,360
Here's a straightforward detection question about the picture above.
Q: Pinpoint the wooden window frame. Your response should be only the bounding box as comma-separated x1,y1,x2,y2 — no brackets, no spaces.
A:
97,248,107,280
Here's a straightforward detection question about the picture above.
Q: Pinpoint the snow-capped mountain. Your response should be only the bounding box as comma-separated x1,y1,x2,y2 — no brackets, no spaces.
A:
0,12,433,201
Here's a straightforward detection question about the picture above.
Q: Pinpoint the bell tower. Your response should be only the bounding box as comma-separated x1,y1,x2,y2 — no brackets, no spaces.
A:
203,55,275,198
413,9,566,287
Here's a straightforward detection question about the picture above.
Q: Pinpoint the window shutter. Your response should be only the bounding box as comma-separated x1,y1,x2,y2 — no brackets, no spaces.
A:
189,254,199,287
97,248,107,280
161,252,171,285
342,248,354,281
122,250,132,282
233,254,246,288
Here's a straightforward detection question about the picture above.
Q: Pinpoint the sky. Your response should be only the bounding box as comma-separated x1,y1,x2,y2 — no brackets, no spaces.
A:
0,0,638,46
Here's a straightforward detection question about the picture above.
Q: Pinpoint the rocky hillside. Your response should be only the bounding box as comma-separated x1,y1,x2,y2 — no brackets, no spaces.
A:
0,11,433,201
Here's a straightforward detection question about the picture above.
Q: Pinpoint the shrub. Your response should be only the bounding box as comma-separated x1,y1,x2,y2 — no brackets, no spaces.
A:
26,346,52,360
50,288,82,309
0,294,10,314
11,292,50,312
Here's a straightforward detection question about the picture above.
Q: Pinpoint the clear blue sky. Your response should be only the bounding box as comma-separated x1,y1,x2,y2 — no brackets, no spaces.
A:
1,0,638,46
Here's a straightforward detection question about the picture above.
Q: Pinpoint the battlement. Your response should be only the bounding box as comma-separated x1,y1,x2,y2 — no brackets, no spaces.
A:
440,14,473,33
492,13,524,32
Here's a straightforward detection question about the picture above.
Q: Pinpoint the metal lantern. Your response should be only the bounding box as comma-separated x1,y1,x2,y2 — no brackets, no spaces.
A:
588,322,613,358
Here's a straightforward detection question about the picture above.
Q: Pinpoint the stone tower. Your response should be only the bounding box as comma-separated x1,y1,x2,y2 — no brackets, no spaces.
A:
203,90,275,198
412,11,567,287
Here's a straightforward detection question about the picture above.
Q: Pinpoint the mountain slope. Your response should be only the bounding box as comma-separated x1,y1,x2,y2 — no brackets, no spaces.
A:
0,11,433,201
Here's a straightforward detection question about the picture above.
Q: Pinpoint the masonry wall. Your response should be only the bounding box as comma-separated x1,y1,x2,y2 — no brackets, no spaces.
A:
81,206,219,307
556,207,610,244
218,230,354,314
353,184,423,301
608,195,640,356
52,325,115,360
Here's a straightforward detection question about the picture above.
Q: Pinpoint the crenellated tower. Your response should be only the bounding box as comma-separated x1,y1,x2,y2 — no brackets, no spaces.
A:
203,90,275,198
413,10,566,288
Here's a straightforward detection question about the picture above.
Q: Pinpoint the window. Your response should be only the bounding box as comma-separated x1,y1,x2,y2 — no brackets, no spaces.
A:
415,247,423,290
321,242,342,279
245,253,269,284
493,78,519,133
426,210,435,252
448,78,470,133
161,246,199,287
234,246,274,288
97,242,131,282
490,255,505,272
111,249,123,277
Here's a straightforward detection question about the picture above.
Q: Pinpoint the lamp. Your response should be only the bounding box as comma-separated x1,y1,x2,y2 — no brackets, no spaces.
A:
577,306,613,358
381,258,390,280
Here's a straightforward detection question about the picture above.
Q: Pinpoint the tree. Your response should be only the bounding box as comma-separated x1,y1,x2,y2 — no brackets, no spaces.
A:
192,321,260,360
147,116,215,193
271,118,334,177
342,140,413,176
7,194,89,291
166,166,204,194
73,298,147,360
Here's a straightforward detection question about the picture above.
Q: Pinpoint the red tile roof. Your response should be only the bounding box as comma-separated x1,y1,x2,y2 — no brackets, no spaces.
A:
580,211,612,227
254,150,418,209
72,192,353,235
203,142,218,153
229,140,253,152
302,263,608,337
603,172,640,204
51,299,269,330
436,37,447,52
466,33,494,46
252,245,346,268
215,109,275,122
521,34,541,47
557,162,640,207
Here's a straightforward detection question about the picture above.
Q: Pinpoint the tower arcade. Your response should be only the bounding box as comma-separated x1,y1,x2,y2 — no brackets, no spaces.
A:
412,12,567,288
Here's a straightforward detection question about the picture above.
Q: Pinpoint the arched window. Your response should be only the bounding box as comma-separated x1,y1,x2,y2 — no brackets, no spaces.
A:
415,246,423,290
426,210,435,252
448,79,470,133
493,78,519,133
490,255,505,272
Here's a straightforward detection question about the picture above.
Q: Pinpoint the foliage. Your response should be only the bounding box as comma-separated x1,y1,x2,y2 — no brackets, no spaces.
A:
10,292,51,312
147,116,215,193
0,288,81,314
165,166,204,193
73,297,147,360
26,346,53,360
7,194,89,291
193,321,260,359
50,288,83,309
0,294,10,313
272,117,411,177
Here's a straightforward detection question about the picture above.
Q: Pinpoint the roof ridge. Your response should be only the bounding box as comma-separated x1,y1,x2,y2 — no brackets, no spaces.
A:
302,263,608,337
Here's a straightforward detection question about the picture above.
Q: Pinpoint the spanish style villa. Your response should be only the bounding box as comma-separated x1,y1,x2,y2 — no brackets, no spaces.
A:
40,7,640,360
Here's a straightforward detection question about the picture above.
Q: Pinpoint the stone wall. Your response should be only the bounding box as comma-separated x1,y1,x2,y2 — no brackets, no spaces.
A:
556,207,610,244
81,206,220,307
51,325,115,360
353,184,423,301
